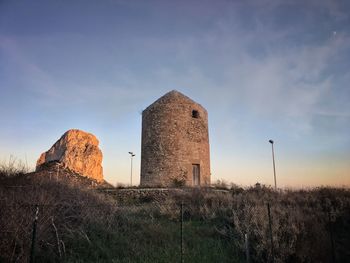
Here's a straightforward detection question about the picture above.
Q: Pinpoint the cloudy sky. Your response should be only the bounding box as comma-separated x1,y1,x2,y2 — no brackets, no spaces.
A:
1,0,349,187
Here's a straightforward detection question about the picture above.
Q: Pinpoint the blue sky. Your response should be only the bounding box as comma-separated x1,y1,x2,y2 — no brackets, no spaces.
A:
1,0,349,187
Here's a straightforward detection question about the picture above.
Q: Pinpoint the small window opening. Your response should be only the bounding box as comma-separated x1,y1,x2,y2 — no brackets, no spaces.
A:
192,110,199,118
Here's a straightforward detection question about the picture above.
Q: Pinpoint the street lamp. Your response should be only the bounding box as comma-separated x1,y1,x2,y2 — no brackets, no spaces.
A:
128,152,136,186
269,140,277,191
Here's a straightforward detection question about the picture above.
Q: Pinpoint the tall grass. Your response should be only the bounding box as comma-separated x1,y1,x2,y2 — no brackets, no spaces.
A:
0,161,116,262
0,155,31,177
0,162,240,262
1,161,349,262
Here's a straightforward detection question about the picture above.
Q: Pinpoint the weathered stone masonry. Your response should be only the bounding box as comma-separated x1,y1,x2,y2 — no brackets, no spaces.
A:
140,90,210,187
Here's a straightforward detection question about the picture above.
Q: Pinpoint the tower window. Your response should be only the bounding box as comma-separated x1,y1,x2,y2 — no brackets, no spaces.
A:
192,110,199,118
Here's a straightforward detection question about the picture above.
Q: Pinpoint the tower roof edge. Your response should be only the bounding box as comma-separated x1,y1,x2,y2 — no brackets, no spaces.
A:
143,90,206,113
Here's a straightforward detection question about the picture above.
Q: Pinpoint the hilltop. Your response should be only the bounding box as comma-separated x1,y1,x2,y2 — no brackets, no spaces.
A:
29,161,112,188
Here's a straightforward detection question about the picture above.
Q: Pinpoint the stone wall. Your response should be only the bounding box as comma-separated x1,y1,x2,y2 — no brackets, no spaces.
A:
140,90,210,187
102,188,230,203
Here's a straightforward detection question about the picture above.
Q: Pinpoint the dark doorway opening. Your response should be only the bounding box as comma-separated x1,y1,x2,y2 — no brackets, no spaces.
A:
192,164,200,186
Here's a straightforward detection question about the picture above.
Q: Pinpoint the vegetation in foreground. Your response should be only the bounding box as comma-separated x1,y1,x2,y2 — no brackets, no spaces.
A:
0,161,239,263
0,160,349,262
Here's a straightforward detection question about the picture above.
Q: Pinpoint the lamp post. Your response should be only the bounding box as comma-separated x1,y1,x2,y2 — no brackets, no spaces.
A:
269,140,277,191
128,152,135,186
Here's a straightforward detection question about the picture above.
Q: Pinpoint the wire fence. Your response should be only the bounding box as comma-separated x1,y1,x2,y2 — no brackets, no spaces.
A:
1,180,350,263
1,202,232,262
1,198,349,263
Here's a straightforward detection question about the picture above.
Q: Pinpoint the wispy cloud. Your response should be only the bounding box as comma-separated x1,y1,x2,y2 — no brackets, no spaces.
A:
0,36,60,100
1,0,349,186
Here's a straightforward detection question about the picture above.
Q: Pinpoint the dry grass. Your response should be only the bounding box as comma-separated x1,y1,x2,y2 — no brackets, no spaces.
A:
0,156,31,177
0,162,116,262
175,186,350,262
1,160,349,262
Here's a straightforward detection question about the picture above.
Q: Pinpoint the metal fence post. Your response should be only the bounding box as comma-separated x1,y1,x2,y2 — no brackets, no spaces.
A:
328,210,336,263
30,205,39,263
245,233,250,263
267,203,275,263
180,201,184,263
56,163,60,181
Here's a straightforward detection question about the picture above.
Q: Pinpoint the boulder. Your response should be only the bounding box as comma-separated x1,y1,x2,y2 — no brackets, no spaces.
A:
36,129,103,182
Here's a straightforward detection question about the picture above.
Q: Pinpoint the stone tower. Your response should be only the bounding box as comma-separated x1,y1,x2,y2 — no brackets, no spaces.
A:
140,90,210,187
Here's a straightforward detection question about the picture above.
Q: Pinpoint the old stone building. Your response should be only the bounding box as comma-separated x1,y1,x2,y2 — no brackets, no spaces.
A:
140,90,210,187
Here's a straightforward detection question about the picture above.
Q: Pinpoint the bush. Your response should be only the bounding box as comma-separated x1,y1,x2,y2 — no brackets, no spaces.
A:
0,171,116,262
1,161,349,263
0,156,31,178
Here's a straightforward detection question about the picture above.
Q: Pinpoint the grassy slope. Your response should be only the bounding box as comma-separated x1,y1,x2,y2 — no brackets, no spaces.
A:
64,219,237,263
1,164,349,262
0,169,241,263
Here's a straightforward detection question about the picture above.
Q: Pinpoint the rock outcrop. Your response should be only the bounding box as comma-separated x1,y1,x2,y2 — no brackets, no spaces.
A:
36,129,103,182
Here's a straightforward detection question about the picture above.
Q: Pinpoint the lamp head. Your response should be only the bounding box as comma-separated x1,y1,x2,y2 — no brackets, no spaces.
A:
269,140,274,144
128,151,133,155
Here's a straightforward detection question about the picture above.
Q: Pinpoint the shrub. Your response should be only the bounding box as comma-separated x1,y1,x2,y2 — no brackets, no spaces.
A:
0,156,31,178
1,163,349,263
